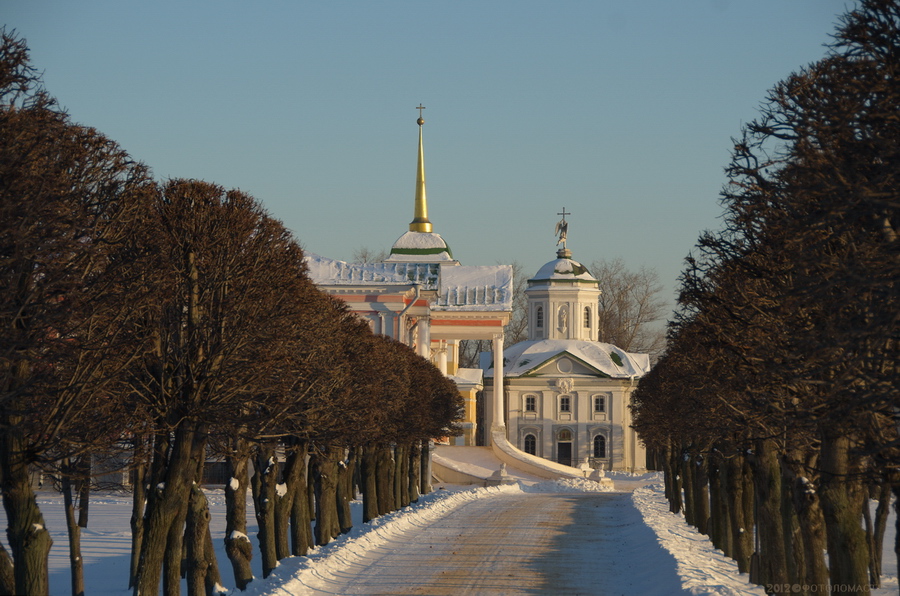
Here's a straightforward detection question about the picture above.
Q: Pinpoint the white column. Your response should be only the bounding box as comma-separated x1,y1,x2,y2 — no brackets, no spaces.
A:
437,340,448,375
492,332,505,431
418,316,431,359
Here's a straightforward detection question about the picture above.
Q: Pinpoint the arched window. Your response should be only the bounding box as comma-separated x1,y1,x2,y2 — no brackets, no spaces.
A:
558,428,573,442
584,306,591,328
524,434,537,455
593,435,607,458
536,306,544,329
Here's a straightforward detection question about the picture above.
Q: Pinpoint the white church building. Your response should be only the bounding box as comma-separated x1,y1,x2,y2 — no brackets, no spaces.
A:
483,235,651,472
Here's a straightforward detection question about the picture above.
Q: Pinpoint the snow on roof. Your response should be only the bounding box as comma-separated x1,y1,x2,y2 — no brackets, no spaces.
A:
448,367,483,388
386,231,455,262
304,253,440,289
490,339,650,378
305,255,512,311
432,265,513,312
530,257,598,283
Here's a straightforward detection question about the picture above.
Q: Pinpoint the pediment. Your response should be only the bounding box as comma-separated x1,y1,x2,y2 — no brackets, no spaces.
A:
519,352,610,378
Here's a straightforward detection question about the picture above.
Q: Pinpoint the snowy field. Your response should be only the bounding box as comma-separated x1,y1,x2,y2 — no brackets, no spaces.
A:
3,474,896,595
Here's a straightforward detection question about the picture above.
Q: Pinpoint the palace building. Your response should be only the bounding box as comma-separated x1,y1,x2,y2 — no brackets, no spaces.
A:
305,110,512,446
307,109,649,472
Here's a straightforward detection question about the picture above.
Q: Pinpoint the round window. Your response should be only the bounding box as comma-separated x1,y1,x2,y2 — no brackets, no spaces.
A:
557,358,573,373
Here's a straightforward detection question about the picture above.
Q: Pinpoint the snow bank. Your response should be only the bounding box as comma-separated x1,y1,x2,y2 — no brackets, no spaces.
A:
242,484,518,595
632,483,766,595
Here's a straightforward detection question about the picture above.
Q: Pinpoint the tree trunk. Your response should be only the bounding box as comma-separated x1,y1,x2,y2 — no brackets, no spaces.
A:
223,448,252,591
708,448,731,556
894,483,900,595
667,442,683,514
275,439,306,560
749,437,789,588
780,461,802,587
289,450,313,557
0,542,15,596
61,460,85,596
396,444,410,509
163,487,190,596
783,456,828,593
692,449,711,536
817,430,870,595
75,455,91,529
408,442,421,505
133,421,205,596
0,418,53,596
336,449,354,535
420,441,432,496
866,480,890,589
252,442,278,578
361,445,379,523
376,445,395,516
725,452,753,573
681,444,695,527
313,448,341,546
129,438,147,589
185,483,222,596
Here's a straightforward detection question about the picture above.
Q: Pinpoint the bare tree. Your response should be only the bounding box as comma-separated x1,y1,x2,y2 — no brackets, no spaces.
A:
0,28,154,596
351,246,389,263
129,180,311,596
633,2,900,592
590,258,667,358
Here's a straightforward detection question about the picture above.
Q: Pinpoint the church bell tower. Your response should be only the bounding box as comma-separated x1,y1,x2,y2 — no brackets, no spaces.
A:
525,209,601,342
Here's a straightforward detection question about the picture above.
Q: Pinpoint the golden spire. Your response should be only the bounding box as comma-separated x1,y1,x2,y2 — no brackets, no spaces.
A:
409,104,432,233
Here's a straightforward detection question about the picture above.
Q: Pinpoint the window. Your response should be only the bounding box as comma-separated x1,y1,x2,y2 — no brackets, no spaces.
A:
559,396,571,412
593,435,607,458
524,434,536,455
536,306,544,328
593,395,605,412
525,395,536,412
584,306,591,328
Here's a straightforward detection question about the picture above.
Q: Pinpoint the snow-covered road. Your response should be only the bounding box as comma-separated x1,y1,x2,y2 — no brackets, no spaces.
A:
268,491,689,596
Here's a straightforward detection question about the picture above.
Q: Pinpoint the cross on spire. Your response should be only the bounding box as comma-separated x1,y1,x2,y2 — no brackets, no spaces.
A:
416,104,426,117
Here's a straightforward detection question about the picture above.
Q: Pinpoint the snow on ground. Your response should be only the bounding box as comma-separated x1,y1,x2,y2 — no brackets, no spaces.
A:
1,474,896,595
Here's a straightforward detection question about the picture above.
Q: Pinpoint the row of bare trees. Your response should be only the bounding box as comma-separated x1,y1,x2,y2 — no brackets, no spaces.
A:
632,2,899,595
0,30,462,596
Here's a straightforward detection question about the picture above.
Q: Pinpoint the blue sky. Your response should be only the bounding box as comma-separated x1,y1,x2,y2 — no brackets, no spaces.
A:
5,1,851,321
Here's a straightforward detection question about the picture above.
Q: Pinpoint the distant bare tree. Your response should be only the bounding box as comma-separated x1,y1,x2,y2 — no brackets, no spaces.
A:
589,258,667,358
351,246,389,263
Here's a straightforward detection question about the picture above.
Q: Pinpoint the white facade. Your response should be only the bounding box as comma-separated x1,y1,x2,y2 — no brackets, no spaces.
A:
484,249,650,472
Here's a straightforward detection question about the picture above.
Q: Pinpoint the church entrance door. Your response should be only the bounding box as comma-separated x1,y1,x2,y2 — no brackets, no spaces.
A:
557,442,572,467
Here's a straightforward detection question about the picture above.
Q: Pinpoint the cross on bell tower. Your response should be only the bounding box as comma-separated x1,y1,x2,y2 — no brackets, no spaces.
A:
555,207,571,258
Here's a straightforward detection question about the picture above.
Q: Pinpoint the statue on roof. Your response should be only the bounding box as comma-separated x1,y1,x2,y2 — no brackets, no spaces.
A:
555,207,570,248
